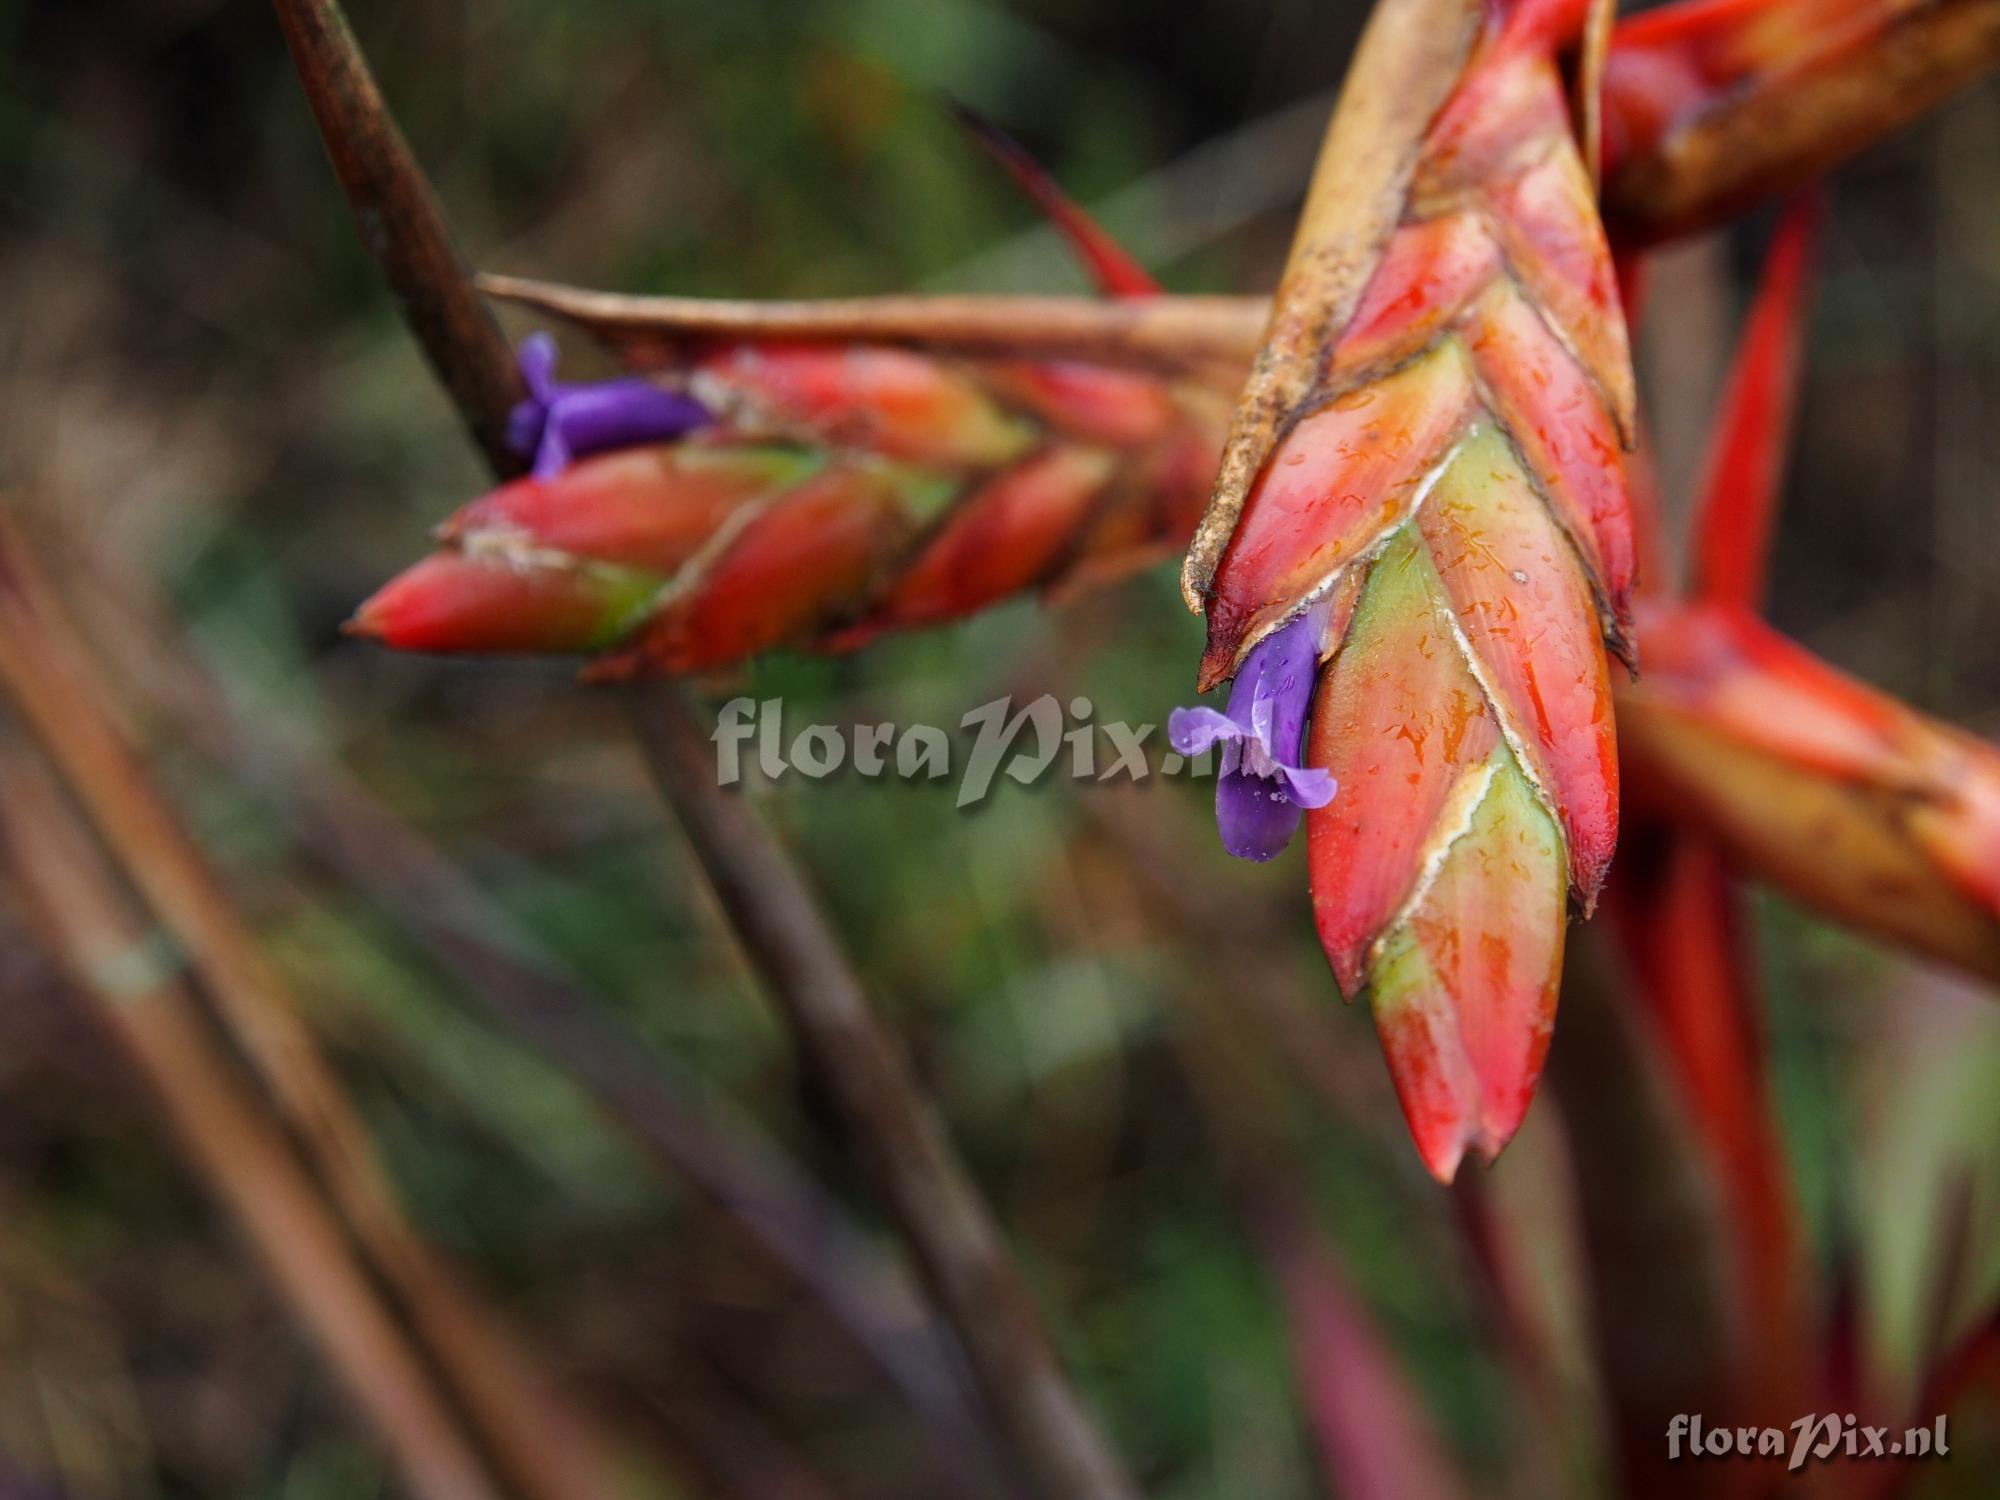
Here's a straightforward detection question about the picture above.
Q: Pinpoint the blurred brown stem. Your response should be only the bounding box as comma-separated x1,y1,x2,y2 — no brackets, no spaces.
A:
269,0,1139,1494
0,519,628,1500
0,744,504,1500
45,518,1012,1498
628,685,1137,1500
271,0,525,475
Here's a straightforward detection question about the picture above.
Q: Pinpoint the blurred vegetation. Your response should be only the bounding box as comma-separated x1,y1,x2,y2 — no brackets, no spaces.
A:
0,1,1997,1496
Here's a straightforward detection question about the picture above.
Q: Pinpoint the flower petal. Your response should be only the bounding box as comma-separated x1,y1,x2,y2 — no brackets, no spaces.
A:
506,334,711,479
1175,601,1337,860
1217,767,1308,863
1275,761,1336,808
1167,704,1246,758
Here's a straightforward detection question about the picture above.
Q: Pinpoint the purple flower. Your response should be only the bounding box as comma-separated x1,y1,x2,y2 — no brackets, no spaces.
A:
1168,603,1335,862
507,332,711,479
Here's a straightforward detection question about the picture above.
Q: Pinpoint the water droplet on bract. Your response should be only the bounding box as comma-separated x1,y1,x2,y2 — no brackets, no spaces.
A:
1510,569,1528,584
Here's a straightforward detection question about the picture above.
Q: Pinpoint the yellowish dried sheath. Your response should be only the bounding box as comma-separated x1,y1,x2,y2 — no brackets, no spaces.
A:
1619,600,2000,982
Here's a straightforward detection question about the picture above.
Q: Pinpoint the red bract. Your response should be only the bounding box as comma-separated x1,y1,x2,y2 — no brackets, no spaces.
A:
1185,0,1631,1179
353,0,2000,1186
352,370,1231,675
1621,602,2000,979
1621,197,2000,984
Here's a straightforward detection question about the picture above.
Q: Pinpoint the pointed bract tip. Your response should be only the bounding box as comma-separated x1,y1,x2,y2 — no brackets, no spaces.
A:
945,97,1161,298
1423,1131,1470,1186
341,600,387,640
351,551,659,656
1360,757,1564,1183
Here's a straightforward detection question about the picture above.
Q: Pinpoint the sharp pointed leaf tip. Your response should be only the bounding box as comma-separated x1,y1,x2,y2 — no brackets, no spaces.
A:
1690,192,1821,608
947,99,1161,298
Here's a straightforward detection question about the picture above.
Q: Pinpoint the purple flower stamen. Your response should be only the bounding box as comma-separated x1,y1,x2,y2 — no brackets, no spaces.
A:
1168,602,1336,862
507,332,712,479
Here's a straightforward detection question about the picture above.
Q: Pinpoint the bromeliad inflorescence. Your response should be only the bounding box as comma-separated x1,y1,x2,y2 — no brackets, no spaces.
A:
353,328,1232,670
1182,0,1631,1178
350,0,2000,1182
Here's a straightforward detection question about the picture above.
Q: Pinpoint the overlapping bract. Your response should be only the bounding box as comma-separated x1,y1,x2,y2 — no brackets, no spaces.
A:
1192,7,1632,1179
1622,601,2000,980
353,0,2000,1183
356,349,1228,675
1601,0,2000,242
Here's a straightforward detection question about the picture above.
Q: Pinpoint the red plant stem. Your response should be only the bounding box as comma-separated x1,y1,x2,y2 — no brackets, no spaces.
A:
1603,830,1804,1414
268,2,1140,1494
1689,196,1821,607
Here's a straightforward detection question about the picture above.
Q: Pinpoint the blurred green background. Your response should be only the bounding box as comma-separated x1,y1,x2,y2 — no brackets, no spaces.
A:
0,1,1998,1496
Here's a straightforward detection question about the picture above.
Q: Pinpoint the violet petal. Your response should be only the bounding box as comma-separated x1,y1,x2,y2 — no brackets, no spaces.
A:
1167,705,1242,758
1173,601,1337,861
1216,767,1307,862
505,334,711,478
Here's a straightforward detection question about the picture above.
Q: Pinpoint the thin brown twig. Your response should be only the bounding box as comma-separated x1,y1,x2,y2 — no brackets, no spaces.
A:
627,687,1136,1500
268,1,1141,1494
45,520,1013,1499
272,0,525,475
479,274,1264,380
0,742,503,1500
0,517,629,1500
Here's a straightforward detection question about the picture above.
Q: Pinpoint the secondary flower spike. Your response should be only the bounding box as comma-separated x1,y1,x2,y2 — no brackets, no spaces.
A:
354,335,1231,670
1182,0,1633,1180
1169,603,1336,863
508,332,711,478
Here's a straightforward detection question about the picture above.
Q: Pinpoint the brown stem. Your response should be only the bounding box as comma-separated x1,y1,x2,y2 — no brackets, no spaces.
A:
0,743,503,1500
479,274,1264,381
0,519,627,1500
290,763,1017,1499
629,685,1137,1500
268,0,1140,1493
44,517,1009,1496
271,0,526,475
